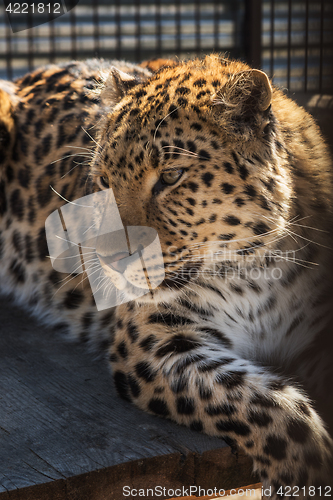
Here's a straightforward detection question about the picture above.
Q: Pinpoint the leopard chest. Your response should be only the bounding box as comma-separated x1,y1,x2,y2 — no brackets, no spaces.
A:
186,260,329,369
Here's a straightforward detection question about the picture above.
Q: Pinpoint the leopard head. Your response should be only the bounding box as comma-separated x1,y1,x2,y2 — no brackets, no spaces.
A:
90,55,293,301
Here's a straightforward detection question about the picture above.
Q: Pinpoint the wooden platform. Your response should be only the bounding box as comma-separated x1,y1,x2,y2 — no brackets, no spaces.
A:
0,297,255,500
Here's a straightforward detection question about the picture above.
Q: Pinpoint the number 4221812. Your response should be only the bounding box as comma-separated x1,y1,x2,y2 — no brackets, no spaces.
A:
5,3,61,14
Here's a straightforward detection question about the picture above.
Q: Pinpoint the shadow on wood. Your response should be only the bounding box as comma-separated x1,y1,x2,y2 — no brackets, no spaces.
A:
0,297,255,499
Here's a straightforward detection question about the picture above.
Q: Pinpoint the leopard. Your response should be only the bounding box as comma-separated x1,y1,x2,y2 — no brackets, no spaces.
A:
1,54,333,497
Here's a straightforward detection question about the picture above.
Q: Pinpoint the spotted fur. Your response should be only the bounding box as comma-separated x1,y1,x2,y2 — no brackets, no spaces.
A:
1,55,333,496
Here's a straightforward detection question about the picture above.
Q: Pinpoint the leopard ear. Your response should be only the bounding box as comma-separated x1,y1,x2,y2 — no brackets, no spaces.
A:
212,69,273,138
214,69,272,115
96,67,140,107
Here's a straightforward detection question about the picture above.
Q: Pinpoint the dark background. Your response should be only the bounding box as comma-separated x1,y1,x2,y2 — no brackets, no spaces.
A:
1,0,332,93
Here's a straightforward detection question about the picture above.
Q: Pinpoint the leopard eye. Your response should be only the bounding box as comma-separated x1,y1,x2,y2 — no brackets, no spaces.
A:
161,169,183,185
100,175,110,188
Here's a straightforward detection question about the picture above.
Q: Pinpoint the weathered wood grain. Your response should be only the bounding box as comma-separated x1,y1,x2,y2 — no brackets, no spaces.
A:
0,296,255,499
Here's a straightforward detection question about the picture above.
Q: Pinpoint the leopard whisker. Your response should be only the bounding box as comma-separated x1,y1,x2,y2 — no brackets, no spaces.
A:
287,221,329,234
51,270,85,298
60,160,91,178
287,214,312,224
63,145,95,154
292,231,332,249
162,152,200,159
71,266,105,294
255,212,328,236
94,274,110,290
184,229,280,250
81,126,99,147
153,106,181,142
46,250,96,261
82,221,98,236
50,185,94,208
51,153,94,166
70,257,101,277
164,233,295,271
48,257,100,288
162,145,198,153
103,282,115,301
54,234,96,250
72,264,102,291
161,145,198,157
270,254,317,269
85,114,105,131
93,273,112,295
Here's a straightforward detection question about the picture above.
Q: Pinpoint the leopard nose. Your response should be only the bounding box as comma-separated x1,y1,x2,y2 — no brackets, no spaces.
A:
98,251,129,273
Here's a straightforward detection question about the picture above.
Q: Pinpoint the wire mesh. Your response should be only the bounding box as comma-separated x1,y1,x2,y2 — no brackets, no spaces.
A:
1,0,332,94
262,0,333,93
0,0,244,79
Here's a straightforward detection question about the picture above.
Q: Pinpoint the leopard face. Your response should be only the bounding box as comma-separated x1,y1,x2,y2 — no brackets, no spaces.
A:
90,56,298,302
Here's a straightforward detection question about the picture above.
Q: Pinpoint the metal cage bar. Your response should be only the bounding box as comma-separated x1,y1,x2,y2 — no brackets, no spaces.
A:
319,0,324,93
155,0,162,57
304,0,309,92
93,0,100,57
27,10,34,72
69,6,77,60
1,0,331,95
135,0,141,62
5,16,13,80
195,0,201,54
48,14,56,63
262,0,333,93
244,0,262,68
286,0,291,90
269,0,274,78
115,0,121,59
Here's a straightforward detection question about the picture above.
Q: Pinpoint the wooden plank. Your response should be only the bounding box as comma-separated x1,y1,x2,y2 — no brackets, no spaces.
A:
0,296,256,497
0,451,255,500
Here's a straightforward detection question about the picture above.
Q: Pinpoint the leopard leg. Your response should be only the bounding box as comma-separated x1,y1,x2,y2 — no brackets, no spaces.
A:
109,304,333,499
